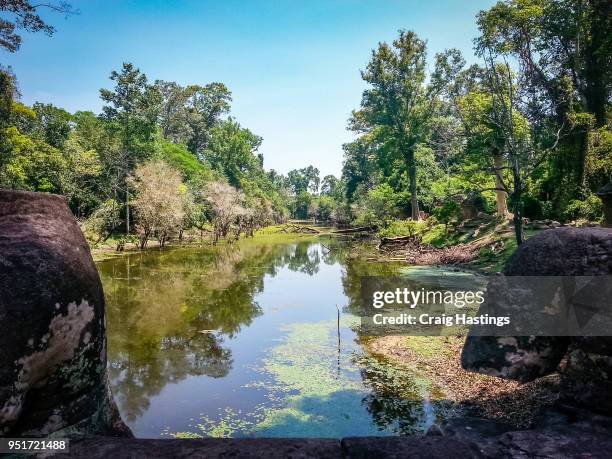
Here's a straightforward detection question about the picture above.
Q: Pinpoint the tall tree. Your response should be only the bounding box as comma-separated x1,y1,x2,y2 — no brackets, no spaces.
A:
320,174,340,198
350,31,462,219
100,62,159,234
153,80,190,143
203,118,262,188
341,136,378,202
0,67,16,185
287,166,320,194
31,102,71,148
185,83,231,156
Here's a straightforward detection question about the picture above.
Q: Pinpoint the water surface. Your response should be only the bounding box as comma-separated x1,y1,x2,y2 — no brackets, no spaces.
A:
97,235,484,438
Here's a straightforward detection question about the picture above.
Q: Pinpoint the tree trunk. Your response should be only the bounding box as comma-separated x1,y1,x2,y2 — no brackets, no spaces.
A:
125,189,130,235
493,152,509,218
584,0,610,128
406,150,420,220
511,171,524,246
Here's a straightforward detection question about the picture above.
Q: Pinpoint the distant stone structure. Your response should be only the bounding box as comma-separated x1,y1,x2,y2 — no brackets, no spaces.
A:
0,191,128,437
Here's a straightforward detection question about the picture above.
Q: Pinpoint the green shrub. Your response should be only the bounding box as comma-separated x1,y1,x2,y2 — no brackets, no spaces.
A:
379,219,427,238
420,224,451,247
564,194,603,222
432,201,461,229
522,195,543,220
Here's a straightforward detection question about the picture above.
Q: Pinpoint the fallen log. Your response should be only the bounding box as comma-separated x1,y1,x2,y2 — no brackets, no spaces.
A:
379,235,420,245
332,225,377,234
277,224,321,234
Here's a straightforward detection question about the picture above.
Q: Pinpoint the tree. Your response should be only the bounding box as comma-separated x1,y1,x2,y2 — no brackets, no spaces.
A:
204,118,262,188
61,131,103,216
81,199,122,245
341,136,378,202
129,160,186,248
310,195,335,222
153,80,191,143
2,125,67,191
0,0,76,52
320,175,339,197
185,83,232,156
477,56,561,244
454,68,511,218
433,200,461,232
355,183,400,226
476,0,611,214
205,181,246,242
0,66,17,186
350,30,463,219
32,102,71,148
100,62,159,234
287,166,320,195
290,191,312,219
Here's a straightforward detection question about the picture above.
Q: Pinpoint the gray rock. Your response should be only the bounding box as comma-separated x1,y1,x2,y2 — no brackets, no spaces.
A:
462,227,612,414
461,335,569,383
427,417,515,442
342,436,482,458
66,438,341,459
0,191,128,437
493,428,612,458
560,348,612,415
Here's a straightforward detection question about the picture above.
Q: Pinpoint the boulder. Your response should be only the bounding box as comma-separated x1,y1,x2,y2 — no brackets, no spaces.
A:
560,348,612,415
461,335,569,383
426,407,612,458
462,227,612,413
0,191,128,437
503,227,612,276
460,198,479,221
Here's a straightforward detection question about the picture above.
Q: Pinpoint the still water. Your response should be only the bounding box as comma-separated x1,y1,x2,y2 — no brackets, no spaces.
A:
97,234,483,438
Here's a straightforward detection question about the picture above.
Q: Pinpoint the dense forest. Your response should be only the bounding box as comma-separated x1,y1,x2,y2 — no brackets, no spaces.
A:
0,0,610,249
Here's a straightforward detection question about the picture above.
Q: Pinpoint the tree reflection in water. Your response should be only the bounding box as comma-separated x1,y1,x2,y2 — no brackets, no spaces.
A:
99,240,323,421
99,238,482,436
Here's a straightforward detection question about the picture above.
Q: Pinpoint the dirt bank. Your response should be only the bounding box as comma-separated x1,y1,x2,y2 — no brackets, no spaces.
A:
365,336,560,428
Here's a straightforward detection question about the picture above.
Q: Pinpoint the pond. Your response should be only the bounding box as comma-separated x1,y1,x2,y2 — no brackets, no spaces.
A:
96,233,485,438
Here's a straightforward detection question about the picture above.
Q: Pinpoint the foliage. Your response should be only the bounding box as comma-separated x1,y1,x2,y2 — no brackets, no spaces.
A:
378,219,428,238
204,118,262,188
353,183,401,226
0,1,77,53
205,181,247,241
81,199,122,244
349,31,463,220
1,0,609,248
128,160,188,248
564,195,603,222
432,201,461,230
157,140,217,182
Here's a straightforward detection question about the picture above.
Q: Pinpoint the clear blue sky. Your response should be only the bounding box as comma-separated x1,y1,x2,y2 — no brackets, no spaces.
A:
4,0,496,178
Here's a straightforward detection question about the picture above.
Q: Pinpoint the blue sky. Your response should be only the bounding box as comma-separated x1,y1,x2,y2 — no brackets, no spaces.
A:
4,0,496,177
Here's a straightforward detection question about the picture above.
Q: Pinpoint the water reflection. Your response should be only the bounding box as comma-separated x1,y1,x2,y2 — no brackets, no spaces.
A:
99,240,324,422
98,238,481,437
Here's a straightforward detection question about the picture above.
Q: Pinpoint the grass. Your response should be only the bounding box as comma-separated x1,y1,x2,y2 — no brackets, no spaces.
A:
89,224,320,262
401,336,459,359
